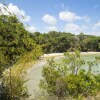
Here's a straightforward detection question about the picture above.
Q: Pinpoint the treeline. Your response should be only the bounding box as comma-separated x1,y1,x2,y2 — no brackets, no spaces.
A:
30,31,100,53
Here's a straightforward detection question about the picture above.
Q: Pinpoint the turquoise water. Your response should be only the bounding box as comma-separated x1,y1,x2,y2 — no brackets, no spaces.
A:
55,54,100,74
81,54,100,74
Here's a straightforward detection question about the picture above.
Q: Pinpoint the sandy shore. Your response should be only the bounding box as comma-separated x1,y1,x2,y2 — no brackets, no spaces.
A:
40,52,100,58
81,52,100,55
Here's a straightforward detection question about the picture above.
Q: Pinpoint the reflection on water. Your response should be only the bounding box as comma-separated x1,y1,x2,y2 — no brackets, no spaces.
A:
81,54,100,74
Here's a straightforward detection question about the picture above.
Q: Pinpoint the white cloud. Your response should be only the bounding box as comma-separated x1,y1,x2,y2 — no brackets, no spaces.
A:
0,3,31,22
94,22,100,27
64,23,87,34
93,22,100,31
42,14,57,25
25,25,36,33
0,4,8,15
46,26,57,31
59,11,89,22
65,23,81,33
81,25,88,30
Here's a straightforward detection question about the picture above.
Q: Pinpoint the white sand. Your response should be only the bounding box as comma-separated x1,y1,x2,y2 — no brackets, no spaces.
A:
81,52,100,55
40,52,100,58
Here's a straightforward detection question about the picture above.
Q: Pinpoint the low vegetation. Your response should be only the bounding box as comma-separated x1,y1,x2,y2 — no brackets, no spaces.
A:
0,68,29,100
39,51,100,100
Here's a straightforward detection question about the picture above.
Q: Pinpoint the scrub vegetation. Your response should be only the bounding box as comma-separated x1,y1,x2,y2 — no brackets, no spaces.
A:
38,51,100,100
0,4,100,99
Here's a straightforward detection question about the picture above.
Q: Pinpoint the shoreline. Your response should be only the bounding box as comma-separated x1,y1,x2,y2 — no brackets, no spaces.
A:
81,52,100,55
41,52,100,58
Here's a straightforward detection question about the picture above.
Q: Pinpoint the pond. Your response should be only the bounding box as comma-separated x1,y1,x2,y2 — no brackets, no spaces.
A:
57,53,100,73
81,53,100,74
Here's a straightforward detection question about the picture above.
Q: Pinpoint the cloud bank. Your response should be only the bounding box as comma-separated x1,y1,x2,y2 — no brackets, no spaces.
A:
59,11,88,22
0,3,31,22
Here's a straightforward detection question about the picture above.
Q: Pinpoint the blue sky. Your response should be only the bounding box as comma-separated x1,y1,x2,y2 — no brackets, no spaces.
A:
0,0,100,35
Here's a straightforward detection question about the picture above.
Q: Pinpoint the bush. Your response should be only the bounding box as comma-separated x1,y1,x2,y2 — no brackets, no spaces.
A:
39,51,100,100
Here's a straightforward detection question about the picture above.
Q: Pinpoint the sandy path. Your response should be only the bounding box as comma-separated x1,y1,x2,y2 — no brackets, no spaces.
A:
25,54,64,99
25,60,46,99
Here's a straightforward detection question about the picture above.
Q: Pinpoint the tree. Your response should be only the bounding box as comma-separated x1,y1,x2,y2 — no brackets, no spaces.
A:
0,14,42,99
0,15,42,75
40,51,100,100
31,31,100,53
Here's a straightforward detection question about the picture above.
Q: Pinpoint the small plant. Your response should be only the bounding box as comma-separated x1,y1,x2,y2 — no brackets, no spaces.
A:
0,68,29,100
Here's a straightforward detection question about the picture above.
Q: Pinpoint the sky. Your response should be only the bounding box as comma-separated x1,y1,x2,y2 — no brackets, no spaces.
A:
0,0,100,35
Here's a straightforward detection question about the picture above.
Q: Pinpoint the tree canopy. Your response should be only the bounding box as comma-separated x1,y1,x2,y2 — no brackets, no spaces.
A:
30,31,100,53
0,15,42,75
